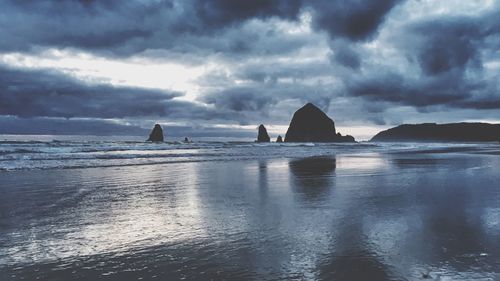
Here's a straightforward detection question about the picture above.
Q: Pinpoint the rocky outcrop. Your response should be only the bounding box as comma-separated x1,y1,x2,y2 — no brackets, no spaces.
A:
371,123,500,142
147,124,164,142
257,124,271,142
336,132,355,142
284,103,355,142
276,135,283,143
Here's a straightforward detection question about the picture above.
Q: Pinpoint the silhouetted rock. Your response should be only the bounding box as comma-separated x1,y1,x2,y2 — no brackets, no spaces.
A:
284,103,355,142
257,124,270,142
337,132,355,142
371,123,500,142
276,135,283,142
147,124,164,142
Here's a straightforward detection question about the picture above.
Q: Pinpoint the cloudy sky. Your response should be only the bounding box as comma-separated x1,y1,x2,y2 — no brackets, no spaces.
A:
0,0,499,140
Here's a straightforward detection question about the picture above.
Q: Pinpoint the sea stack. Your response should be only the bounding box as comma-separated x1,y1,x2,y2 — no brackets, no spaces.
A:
257,124,271,142
147,124,164,142
276,135,283,143
285,103,355,142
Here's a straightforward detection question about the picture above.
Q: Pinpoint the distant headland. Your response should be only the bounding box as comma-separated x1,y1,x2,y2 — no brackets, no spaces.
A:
371,123,500,142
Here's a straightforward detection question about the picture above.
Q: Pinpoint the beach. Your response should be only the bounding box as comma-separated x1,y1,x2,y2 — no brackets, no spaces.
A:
1,139,499,280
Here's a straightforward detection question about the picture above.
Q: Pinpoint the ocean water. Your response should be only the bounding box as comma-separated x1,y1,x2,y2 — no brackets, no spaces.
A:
1,135,499,280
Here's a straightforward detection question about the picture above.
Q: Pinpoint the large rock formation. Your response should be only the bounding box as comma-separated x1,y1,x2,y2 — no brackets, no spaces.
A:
147,124,164,142
371,123,500,142
284,103,355,142
276,135,283,143
257,124,271,142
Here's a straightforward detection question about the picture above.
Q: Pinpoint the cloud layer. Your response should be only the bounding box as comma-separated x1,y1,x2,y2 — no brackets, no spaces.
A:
0,0,400,54
0,0,498,138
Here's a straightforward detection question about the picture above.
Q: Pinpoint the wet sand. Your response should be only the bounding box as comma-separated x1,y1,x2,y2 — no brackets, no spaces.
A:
1,150,499,280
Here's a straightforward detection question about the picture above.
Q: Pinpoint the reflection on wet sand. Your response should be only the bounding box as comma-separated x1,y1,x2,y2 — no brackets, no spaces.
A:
289,156,336,202
290,156,392,280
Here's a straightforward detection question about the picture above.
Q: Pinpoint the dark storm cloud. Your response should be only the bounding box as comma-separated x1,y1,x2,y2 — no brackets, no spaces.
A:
0,65,230,119
192,0,402,42
305,0,402,41
348,71,500,111
0,1,153,54
409,16,483,76
232,60,334,83
197,59,339,111
329,40,361,69
347,7,500,112
0,0,300,55
193,0,302,29
0,0,401,56
203,87,276,112
346,72,474,107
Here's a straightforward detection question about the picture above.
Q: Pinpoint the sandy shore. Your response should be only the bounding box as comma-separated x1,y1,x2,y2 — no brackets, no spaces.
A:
1,150,499,280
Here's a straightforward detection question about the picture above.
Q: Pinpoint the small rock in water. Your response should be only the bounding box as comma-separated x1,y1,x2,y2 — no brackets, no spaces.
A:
147,124,164,142
276,135,283,142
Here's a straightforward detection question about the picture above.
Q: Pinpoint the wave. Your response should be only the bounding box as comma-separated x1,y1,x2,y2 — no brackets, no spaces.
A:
0,140,48,144
3,140,492,172
0,149,44,155
0,154,274,171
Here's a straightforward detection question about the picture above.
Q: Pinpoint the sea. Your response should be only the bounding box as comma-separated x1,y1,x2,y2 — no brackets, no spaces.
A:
1,135,499,280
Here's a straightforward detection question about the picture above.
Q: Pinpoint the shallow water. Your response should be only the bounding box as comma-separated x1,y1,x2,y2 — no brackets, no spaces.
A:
0,138,499,280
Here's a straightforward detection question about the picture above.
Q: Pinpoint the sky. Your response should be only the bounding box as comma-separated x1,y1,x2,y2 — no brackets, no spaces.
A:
0,0,499,140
